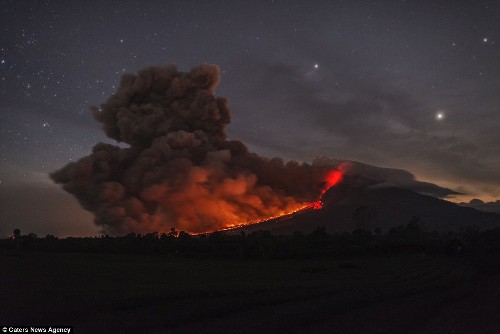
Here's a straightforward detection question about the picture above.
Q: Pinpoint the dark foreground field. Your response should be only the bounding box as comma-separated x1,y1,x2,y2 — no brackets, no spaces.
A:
1,250,499,333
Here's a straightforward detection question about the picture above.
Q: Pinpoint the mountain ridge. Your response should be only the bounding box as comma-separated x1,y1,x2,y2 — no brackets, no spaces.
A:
228,180,500,235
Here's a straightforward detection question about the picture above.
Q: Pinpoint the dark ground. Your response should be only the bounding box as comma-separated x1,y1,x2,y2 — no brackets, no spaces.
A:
1,250,499,333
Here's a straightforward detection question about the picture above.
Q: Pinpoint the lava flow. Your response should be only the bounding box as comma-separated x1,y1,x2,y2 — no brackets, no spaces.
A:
223,169,344,231
312,169,343,210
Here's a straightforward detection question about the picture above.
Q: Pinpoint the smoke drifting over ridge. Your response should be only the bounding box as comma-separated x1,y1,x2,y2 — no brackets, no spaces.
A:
51,64,333,234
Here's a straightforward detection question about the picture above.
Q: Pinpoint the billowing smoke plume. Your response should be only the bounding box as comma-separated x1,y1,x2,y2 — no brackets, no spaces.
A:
51,64,332,234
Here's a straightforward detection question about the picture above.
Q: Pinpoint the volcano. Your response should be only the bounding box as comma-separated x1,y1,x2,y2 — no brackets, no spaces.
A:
50,64,500,235
228,167,500,235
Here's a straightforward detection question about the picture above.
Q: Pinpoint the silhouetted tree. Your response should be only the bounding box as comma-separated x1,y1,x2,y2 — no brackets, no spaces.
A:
13,229,21,239
144,231,159,240
167,227,178,238
178,231,190,239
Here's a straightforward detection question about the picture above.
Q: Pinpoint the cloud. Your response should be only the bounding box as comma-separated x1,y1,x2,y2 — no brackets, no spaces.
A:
225,57,500,199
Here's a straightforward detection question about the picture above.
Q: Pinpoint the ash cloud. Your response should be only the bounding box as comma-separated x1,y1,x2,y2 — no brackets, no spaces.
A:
51,64,330,234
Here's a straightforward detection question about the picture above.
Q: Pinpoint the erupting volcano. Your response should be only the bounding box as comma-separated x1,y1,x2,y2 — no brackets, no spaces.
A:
223,168,344,231
51,64,346,235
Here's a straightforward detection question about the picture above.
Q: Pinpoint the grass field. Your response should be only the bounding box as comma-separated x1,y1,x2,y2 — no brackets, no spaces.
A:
1,250,499,333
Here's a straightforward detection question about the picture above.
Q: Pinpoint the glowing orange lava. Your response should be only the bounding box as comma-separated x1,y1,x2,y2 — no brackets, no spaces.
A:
312,169,343,210
224,169,343,231
322,170,343,194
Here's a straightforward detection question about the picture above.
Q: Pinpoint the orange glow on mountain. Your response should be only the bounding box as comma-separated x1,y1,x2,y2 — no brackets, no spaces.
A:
322,170,343,194
223,169,343,231
312,169,343,210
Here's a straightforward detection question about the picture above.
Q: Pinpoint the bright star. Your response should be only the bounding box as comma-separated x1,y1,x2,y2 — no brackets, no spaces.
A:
436,111,445,120
483,37,488,43
314,64,319,69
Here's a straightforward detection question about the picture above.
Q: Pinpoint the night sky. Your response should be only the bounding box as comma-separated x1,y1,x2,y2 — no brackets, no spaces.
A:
1,0,499,237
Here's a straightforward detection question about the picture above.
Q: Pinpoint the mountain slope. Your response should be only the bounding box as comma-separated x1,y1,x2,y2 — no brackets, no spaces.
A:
230,179,500,235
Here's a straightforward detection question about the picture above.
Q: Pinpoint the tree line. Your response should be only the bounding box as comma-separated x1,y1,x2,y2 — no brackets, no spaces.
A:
2,220,500,260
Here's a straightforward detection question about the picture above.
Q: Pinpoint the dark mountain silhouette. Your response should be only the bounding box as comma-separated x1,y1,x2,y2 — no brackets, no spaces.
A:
230,175,500,235
458,199,500,214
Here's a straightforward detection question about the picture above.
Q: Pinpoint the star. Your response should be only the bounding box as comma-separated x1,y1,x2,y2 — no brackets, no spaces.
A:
435,111,445,120
314,64,319,69
483,37,488,43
